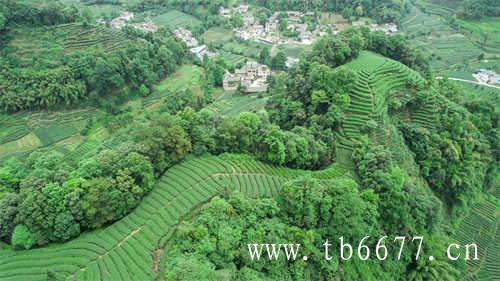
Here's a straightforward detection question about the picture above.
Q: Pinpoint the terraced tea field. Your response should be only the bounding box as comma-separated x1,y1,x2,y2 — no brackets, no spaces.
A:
402,6,483,70
455,195,499,281
457,17,500,56
338,52,426,151
0,109,102,163
7,23,134,66
0,154,352,281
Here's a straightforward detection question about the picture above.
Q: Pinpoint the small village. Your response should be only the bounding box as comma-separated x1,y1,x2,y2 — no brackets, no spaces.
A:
220,5,328,46
220,4,399,47
102,11,158,33
103,7,401,94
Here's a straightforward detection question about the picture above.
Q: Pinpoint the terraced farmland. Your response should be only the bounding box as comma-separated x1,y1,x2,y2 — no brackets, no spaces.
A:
455,196,499,280
0,109,100,160
7,23,134,66
402,6,483,70
338,52,425,151
61,23,134,52
0,154,352,281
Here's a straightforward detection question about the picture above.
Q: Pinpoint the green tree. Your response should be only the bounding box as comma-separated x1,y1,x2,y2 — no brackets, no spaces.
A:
259,47,270,65
271,50,287,70
11,224,39,250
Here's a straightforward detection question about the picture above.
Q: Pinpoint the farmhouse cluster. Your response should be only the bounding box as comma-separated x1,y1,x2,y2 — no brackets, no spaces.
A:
105,11,158,33
474,69,500,85
173,28,216,60
220,5,399,47
220,5,329,45
223,61,270,92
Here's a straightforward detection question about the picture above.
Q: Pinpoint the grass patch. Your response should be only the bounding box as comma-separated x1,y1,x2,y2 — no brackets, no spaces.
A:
202,27,234,45
144,64,205,108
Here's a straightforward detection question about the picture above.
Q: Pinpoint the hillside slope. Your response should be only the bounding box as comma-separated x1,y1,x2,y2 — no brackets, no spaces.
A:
0,154,351,281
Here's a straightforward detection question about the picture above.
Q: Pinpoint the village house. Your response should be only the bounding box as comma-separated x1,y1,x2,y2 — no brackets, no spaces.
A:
287,11,302,23
265,20,277,33
227,7,335,47
189,45,216,60
223,61,270,93
300,31,313,44
234,4,249,14
173,28,199,47
286,57,299,68
219,7,231,18
351,21,365,27
110,11,134,29
133,19,158,33
368,23,399,34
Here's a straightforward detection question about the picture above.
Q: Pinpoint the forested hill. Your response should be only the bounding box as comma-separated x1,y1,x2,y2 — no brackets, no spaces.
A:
0,0,186,112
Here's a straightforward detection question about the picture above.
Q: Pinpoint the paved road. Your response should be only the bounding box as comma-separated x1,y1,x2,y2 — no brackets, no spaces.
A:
436,77,500,90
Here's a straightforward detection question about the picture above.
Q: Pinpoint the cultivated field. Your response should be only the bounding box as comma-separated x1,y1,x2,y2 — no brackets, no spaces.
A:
0,109,103,164
455,195,499,280
457,17,500,56
338,51,425,150
152,10,201,30
402,6,483,70
0,154,352,281
143,65,205,109
6,23,134,66
207,92,269,116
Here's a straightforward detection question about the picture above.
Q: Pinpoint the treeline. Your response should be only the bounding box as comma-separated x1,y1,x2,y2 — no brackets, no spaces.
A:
80,0,122,5
0,0,80,30
0,28,185,112
456,0,500,19
247,0,410,23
